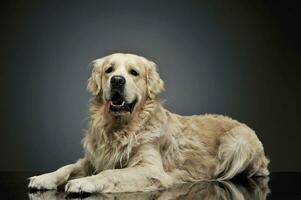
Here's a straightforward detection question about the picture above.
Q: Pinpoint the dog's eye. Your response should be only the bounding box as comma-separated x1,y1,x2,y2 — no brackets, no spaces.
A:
130,69,139,76
105,66,113,74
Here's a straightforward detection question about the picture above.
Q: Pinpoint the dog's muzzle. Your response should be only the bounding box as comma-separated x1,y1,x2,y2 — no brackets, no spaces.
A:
108,76,137,114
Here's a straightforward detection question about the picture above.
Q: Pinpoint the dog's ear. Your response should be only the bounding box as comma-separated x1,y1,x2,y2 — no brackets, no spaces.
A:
146,61,164,100
87,58,105,96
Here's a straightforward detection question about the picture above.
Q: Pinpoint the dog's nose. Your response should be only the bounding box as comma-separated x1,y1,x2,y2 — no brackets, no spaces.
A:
111,75,126,87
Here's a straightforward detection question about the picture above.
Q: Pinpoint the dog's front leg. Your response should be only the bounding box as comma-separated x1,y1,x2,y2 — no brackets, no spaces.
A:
65,144,174,193
28,158,90,190
65,167,172,193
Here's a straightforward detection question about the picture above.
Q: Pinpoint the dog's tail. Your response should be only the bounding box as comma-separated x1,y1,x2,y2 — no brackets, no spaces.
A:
214,126,269,180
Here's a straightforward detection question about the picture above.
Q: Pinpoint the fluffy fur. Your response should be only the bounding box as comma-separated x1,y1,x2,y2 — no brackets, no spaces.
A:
29,53,269,193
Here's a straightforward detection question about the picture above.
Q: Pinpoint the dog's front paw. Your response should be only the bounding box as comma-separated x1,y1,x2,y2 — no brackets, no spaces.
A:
65,176,113,194
65,177,98,194
28,173,58,190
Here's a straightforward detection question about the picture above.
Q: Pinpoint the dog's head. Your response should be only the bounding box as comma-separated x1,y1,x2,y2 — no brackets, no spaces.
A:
87,53,164,115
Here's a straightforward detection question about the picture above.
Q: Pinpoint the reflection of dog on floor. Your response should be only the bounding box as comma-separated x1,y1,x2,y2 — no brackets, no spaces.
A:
29,177,270,200
29,53,269,193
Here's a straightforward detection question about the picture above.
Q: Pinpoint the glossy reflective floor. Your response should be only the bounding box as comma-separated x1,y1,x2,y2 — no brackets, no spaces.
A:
0,172,300,199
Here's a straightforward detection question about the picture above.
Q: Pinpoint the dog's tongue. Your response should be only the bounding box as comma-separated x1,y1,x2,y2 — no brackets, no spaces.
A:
111,93,124,105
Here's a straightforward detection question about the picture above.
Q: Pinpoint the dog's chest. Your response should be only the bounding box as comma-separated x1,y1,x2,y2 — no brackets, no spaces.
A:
85,135,135,172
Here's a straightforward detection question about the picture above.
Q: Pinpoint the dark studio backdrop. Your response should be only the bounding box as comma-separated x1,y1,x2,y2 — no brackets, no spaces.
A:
0,0,300,172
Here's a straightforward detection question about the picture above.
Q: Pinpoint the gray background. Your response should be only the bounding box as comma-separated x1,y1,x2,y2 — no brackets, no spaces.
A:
1,0,300,172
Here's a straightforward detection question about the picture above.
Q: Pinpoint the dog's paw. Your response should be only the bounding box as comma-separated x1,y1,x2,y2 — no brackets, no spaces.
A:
28,173,57,190
65,177,99,194
65,176,113,194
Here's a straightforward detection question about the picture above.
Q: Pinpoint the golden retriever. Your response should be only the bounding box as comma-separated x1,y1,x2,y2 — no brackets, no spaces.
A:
28,53,269,194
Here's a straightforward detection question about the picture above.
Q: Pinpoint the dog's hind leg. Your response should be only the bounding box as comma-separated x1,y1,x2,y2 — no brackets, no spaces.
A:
214,126,269,180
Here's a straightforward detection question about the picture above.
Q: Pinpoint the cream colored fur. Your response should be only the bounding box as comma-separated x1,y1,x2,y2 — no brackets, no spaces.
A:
29,53,269,193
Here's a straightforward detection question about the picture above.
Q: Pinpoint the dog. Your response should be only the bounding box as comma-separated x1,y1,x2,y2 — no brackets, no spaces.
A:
28,53,269,193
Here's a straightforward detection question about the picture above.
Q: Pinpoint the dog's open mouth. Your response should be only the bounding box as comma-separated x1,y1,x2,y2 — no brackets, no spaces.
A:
109,92,137,114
